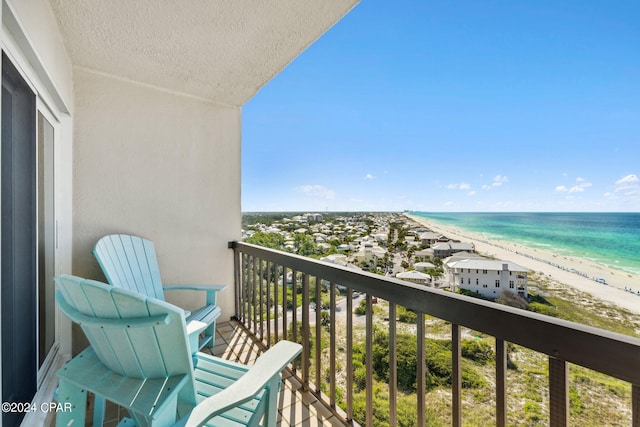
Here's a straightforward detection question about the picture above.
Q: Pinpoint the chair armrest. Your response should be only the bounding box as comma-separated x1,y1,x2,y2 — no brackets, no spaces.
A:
186,320,208,354
163,285,227,305
186,320,208,336
181,341,302,427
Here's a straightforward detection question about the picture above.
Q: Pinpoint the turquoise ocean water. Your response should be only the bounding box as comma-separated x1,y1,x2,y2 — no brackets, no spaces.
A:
410,212,640,276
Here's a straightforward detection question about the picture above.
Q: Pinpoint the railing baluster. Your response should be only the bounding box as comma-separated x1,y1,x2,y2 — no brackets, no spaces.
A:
274,264,280,343
417,312,426,427
292,269,298,344
242,253,248,325
315,278,322,393
346,287,353,422
282,266,288,342
452,324,461,427
389,303,397,427
329,282,337,407
259,257,264,342
233,244,240,319
302,273,310,387
252,256,257,334
496,338,507,427
366,294,373,427
549,356,568,427
265,260,271,346
632,384,639,427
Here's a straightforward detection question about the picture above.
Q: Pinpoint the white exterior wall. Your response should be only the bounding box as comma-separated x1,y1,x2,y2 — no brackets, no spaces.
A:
457,268,528,299
71,69,241,329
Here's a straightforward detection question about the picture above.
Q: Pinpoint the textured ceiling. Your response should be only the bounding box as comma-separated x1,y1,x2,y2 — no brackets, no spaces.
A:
49,0,358,106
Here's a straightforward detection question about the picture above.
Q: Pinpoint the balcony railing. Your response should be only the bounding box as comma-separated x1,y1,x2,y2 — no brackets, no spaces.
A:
230,241,640,427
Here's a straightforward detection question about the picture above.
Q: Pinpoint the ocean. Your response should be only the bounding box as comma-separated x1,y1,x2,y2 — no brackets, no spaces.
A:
410,212,640,276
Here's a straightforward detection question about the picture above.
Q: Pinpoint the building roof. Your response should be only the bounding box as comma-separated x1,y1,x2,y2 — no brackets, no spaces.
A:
396,270,431,280
447,258,529,272
414,262,436,269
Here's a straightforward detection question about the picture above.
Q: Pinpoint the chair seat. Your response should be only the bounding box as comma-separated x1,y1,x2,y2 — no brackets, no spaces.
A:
57,347,188,419
57,347,275,427
190,353,268,427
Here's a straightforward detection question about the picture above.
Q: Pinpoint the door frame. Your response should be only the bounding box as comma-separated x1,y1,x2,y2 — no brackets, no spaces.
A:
1,4,73,425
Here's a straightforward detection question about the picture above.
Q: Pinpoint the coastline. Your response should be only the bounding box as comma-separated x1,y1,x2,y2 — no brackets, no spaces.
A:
406,214,640,315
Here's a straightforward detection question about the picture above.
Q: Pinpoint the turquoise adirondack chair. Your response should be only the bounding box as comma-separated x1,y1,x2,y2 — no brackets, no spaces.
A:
54,275,302,427
93,234,226,351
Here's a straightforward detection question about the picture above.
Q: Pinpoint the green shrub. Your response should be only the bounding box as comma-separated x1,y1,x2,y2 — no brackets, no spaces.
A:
397,305,417,323
529,302,558,317
354,299,367,315
461,339,494,364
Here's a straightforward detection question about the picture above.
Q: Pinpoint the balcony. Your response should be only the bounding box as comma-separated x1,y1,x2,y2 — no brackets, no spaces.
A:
230,241,640,427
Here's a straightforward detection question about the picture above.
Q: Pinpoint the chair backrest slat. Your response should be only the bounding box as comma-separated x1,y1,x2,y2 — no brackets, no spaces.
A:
55,275,193,383
94,234,165,301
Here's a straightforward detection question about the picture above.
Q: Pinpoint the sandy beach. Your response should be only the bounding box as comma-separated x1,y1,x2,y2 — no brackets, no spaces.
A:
407,214,640,315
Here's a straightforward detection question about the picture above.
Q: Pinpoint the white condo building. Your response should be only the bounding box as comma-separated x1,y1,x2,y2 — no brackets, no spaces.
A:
446,258,529,299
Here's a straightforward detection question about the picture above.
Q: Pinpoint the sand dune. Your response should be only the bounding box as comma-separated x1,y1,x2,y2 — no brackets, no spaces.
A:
407,214,640,315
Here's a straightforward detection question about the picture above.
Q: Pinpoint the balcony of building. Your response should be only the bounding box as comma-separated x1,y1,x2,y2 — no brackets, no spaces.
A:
230,241,640,427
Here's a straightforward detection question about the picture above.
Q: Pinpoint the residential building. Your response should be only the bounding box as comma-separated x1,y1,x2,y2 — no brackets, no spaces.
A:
446,258,529,299
413,248,433,262
432,241,475,258
396,270,432,285
414,261,436,272
320,254,349,267
352,242,386,266
417,231,441,245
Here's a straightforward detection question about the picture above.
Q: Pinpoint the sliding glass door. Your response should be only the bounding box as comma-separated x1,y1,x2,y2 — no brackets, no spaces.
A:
2,53,57,427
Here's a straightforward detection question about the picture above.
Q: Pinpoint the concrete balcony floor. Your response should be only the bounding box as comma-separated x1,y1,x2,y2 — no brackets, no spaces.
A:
76,321,347,427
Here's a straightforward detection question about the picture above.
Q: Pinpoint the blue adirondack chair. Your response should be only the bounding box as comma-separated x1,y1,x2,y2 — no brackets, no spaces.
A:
93,234,226,351
54,275,302,427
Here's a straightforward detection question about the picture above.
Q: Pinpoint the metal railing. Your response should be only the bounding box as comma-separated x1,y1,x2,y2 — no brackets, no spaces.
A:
230,241,640,427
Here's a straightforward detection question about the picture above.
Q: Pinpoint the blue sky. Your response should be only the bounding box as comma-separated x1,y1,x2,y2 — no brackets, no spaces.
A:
242,1,640,212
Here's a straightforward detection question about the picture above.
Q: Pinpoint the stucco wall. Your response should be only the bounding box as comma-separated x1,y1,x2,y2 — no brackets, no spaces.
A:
72,69,241,328
3,0,73,112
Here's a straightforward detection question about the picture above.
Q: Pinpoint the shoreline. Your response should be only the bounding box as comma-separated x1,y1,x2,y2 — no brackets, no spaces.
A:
406,214,640,315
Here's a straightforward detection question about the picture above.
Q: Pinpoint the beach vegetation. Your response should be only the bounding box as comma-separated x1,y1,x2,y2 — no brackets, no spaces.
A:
496,289,529,310
397,305,417,323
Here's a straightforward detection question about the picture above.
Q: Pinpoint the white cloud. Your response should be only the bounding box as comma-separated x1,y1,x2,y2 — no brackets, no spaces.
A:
295,185,336,200
614,174,639,192
492,175,509,186
569,177,592,193
447,182,471,190
556,177,592,194
364,173,375,180
468,190,477,196
482,175,509,190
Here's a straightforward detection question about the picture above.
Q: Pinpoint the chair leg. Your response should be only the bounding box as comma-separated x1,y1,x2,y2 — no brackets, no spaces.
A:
56,379,87,427
93,394,106,426
263,377,282,427
205,320,216,348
